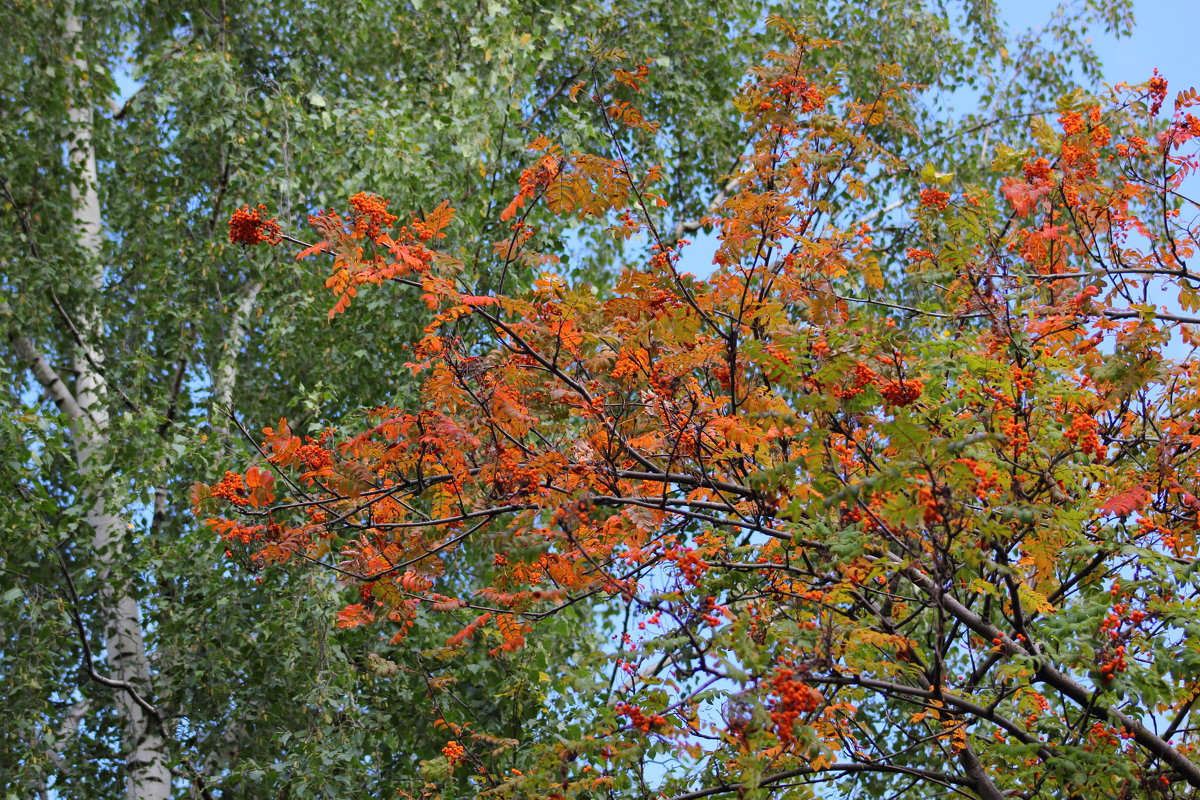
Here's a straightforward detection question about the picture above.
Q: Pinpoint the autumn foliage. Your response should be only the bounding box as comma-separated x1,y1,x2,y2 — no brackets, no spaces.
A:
197,21,1200,800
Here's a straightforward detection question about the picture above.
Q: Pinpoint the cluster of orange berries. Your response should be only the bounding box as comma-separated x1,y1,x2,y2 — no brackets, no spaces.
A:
1114,135,1149,158
1097,644,1128,682
1152,518,1183,553
834,362,879,400
917,484,945,526
999,417,1030,456
1059,111,1086,137
767,664,821,746
228,204,282,245
905,247,935,262
918,188,951,210
1009,366,1035,394
296,434,334,472
953,458,999,500
517,155,560,200
615,703,666,733
1023,691,1050,728
1086,721,1133,750
663,547,709,586
407,216,441,242
1056,107,1108,167
879,378,923,407
1064,413,1105,459
347,192,398,239
219,521,265,546
442,740,465,765
1059,141,1097,177
1022,158,1053,182
1148,69,1168,116
1096,582,1148,682
211,471,250,506
699,595,727,627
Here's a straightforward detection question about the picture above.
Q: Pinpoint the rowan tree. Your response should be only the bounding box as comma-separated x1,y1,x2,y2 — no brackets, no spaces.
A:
204,18,1200,800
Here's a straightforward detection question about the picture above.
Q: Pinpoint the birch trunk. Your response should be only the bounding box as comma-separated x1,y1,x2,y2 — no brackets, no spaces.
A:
211,280,263,416
64,7,172,799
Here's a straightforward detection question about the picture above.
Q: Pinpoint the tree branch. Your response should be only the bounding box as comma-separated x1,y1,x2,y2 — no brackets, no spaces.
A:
665,761,973,800
54,548,160,721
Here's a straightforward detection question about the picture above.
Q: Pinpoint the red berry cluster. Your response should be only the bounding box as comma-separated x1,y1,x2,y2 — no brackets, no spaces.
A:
1023,691,1050,728
1022,158,1052,182
700,595,726,627
1059,111,1086,136
835,362,880,400
228,204,282,245
663,546,708,585
296,433,334,472
953,458,999,500
442,740,465,765
919,188,950,210
347,192,398,239
917,484,945,526
1148,69,1168,116
767,664,821,746
1064,413,1105,459
879,378,924,407
1097,582,1148,682
211,471,249,506
615,703,666,733
765,75,825,113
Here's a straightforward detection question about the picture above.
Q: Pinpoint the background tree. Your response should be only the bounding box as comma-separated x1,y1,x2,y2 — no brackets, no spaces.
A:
204,18,1200,800
1,0,1137,797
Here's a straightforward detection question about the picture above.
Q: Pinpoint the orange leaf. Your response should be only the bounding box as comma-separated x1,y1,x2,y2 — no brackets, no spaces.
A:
459,294,499,308
336,604,375,628
500,193,525,222
423,201,456,236
296,240,331,260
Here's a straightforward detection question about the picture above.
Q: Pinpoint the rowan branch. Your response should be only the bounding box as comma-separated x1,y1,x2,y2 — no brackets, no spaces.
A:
901,563,1200,789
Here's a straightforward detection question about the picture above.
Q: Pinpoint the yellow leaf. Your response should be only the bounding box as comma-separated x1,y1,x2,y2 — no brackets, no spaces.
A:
863,256,884,291
1018,582,1056,614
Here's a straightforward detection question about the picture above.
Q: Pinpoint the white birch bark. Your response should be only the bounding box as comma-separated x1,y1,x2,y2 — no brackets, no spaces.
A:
63,7,172,798
211,280,263,416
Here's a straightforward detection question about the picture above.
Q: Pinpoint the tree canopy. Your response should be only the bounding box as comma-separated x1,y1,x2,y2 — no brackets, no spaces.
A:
203,16,1200,800
0,1,1164,798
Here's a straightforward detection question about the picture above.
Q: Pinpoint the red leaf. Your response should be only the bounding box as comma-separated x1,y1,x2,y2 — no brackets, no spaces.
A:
1100,485,1150,517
